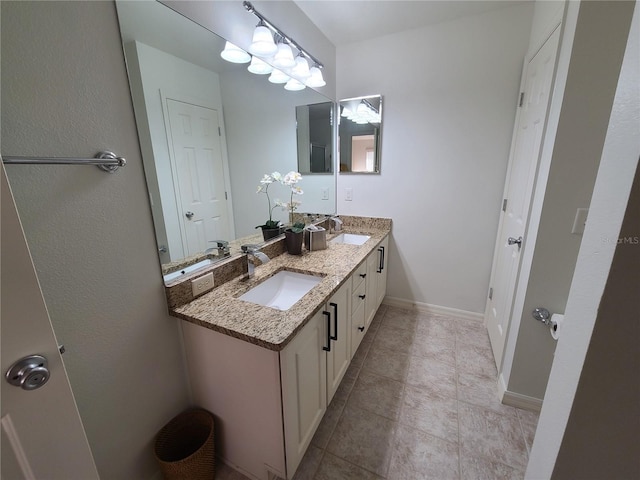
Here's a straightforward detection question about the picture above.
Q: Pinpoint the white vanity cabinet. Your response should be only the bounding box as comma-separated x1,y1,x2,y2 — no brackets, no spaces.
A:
281,280,350,475
179,236,389,480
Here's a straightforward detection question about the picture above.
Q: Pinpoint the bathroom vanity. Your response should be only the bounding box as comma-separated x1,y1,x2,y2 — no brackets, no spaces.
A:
169,217,390,480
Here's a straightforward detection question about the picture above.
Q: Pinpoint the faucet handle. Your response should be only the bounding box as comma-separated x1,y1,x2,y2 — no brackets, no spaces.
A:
211,240,229,248
241,244,260,253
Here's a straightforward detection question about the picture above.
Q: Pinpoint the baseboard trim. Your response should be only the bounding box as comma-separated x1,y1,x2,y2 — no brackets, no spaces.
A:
382,296,483,322
498,374,543,412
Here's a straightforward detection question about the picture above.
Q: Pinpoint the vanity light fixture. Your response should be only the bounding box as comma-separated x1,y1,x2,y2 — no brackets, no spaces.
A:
220,41,251,63
341,100,381,124
235,1,325,92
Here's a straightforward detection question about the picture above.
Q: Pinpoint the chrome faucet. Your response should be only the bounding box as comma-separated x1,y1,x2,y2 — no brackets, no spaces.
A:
241,244,270,277
205,240,230,257
330,216,343,233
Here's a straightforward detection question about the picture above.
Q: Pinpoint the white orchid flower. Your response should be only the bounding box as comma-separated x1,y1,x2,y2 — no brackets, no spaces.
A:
291,186,303,195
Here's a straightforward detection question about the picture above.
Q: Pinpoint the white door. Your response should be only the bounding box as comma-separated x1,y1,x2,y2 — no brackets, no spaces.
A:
166,99,231,257
486,27,561,369
1,166,99,480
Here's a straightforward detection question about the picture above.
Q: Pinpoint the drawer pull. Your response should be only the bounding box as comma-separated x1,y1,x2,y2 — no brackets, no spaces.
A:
360,273,366,278
330,302,338,341
358,326,365,332
359,294,366,300
322,311,331,352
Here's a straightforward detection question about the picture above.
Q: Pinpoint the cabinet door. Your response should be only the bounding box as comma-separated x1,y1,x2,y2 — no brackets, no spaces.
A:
376,236,389,308
280,310,327,477
327,282,350,403
365,249,379,328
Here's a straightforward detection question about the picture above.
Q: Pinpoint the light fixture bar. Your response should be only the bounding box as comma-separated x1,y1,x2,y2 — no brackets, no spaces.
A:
243,1,324,69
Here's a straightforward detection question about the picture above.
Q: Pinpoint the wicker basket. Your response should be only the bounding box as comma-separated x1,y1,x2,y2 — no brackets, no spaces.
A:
154,408,215,479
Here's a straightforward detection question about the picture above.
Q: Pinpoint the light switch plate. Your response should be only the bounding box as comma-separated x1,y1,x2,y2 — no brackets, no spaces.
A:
345,187,353,201
572,208,589,234
321,187,329,200
192,272,214,296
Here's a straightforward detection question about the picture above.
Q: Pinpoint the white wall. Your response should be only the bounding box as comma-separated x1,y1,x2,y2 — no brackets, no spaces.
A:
502,0,636,401
527,3,639,475
336,4,534,313
1,2,190,478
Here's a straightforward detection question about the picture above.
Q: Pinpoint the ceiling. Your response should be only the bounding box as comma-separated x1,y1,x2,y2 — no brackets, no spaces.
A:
293,0,526,46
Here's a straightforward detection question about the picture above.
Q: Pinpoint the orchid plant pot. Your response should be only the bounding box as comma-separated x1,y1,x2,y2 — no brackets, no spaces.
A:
284,228,304,255
258,225,284,241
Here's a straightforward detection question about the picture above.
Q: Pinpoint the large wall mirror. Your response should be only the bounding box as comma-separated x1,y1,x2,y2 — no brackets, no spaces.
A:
338,95,382,174
115,1,336,282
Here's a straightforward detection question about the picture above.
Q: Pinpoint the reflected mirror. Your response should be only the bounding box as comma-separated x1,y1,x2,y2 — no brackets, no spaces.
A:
296,102,334,174
115,1,336,283
338,95,382,173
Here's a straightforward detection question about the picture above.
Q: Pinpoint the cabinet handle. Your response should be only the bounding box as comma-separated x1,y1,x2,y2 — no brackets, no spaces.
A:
329,303,338,341
358,326,365,332
359,294,366,300
360,273,366,278
322,311,331,352
377,246,385,273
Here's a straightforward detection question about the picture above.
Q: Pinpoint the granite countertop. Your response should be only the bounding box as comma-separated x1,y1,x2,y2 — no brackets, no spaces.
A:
170,223,391,351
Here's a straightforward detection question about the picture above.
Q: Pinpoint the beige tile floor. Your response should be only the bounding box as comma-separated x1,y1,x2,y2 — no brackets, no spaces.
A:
217,305,539,480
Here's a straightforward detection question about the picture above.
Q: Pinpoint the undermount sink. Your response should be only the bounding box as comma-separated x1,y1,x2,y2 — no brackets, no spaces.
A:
239,271,323,311
330,233,371,245
163,259,215,283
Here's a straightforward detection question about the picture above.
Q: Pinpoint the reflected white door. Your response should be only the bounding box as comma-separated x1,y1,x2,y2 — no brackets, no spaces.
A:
486,27,561,369
1,166,98,480
166,99,231,257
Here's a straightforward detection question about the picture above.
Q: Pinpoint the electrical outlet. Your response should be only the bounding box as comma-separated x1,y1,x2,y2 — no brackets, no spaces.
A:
191,272,214,296
345,187,353,201
321,187,329,200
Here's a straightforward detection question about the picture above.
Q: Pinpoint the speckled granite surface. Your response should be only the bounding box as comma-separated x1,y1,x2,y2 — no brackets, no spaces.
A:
170,218,391,351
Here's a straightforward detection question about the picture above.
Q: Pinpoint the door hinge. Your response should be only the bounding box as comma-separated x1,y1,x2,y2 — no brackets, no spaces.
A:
502,198,508,212
224,191,228,200
489,287,493,300
518,92,525,107
218,126,221,136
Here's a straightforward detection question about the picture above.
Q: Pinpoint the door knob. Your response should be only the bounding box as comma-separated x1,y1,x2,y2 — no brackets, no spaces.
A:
185,211,194,219
507,236,523,248
5,355,50,391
